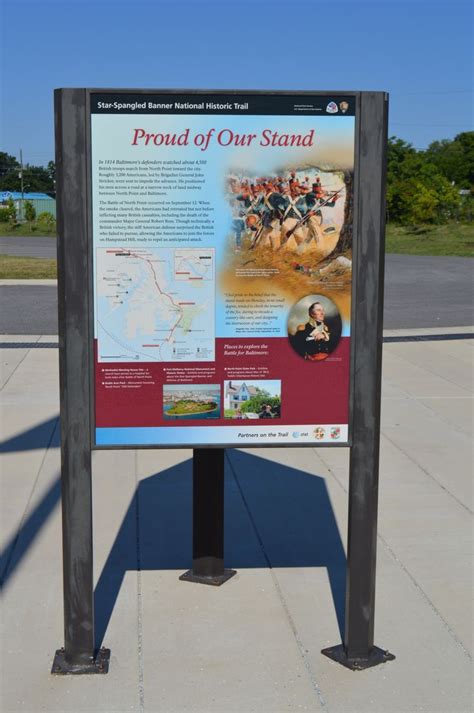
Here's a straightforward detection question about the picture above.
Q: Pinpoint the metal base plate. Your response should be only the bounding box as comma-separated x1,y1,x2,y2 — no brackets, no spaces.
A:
321,644,395,671
51,647,110,675
179,568,237,586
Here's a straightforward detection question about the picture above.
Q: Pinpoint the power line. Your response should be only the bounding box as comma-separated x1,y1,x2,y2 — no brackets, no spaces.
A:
391,89,473,96
391,122,472,127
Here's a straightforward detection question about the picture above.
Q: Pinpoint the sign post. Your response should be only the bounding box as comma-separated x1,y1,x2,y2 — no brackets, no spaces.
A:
52,88,393,674
180,448,236,585
52,89,109,674
321,92,395,669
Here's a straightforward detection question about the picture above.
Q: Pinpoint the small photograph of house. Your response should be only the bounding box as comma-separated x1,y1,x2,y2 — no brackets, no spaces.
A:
223,380,281,419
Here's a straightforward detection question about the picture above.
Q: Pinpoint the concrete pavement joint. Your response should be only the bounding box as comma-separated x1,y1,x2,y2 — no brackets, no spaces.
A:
382,376,472,439
383,333,474,343
0,335,41,390
376,530,472,662
226,451,328,710
313,449,473,661
135,451,146,713
0,417,60,586
387,345,473,394
381,430,472,515
384,326,474,337
385,395,472,399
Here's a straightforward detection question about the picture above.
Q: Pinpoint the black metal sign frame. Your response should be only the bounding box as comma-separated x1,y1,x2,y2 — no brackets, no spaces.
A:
52,88,392,675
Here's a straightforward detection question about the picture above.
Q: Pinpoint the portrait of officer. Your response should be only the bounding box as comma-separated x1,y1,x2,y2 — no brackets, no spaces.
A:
288,296,342,361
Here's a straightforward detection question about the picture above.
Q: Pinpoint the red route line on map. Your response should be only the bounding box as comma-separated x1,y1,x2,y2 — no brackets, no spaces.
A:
113,249,186,353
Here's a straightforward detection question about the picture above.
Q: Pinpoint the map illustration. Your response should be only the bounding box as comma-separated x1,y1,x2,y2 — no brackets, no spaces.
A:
95,247,215,362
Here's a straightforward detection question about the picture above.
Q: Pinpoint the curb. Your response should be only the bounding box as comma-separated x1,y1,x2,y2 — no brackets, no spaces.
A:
0,279,58,286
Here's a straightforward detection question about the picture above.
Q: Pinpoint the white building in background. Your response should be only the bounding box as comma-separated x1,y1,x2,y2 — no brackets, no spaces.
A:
224,381,258,411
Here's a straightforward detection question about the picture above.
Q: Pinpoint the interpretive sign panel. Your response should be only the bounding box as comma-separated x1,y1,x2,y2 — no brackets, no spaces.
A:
53,88,390,674
90,92,357,447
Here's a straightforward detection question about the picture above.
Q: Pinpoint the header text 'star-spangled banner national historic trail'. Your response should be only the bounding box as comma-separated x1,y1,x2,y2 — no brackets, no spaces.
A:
91,93,356,447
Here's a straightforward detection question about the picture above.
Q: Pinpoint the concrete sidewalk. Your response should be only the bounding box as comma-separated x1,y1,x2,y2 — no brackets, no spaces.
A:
0,330,472,712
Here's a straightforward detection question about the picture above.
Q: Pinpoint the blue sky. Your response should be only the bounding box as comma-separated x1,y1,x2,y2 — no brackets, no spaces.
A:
1,0,472,167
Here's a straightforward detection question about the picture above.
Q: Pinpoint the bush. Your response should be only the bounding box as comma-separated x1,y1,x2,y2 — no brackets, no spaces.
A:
386,135,472,224
0,207,11,222
24,200,36,222
457,194,473,222
37,212,56,228
387,158,461,225
6,197,16,222
240,392,281,415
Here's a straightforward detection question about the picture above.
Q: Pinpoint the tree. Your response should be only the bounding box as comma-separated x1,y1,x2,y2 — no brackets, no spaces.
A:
386,139,461,224
5,197,16,222
425,132,474,188
240,389,281,415
390,168,459,224
47,161,56,185
325,169,353,261
24,200,36,222
0,152,20,177
387,136,417,169
386,137,417,221
0,172,22,192
0,163,54,193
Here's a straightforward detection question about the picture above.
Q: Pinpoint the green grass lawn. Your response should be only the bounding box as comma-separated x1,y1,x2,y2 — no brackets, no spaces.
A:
0,222,56,237
385,223,474,257
0,255,57,279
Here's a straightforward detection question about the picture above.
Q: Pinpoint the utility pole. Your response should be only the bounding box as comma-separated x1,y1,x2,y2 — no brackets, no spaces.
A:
19,149,24,221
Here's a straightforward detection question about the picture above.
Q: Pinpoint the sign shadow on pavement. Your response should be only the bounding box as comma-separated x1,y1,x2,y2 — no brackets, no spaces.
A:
0,417,61,588
94,451,346,649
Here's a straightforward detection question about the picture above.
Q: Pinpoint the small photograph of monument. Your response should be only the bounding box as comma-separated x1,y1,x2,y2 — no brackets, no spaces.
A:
223,380,281,419
163,384,221,420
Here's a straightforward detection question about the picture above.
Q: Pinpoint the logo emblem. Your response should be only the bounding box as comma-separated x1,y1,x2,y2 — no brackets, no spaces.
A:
330,427,341,440
326,102,338,114
314,427,325,440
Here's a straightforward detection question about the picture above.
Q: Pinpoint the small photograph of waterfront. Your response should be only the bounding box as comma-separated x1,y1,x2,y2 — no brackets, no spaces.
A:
163,384,221,420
